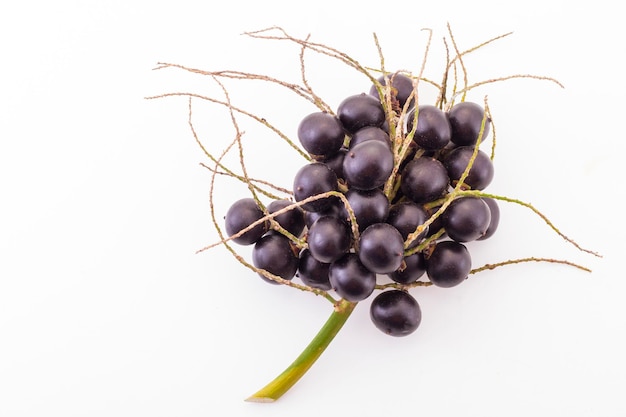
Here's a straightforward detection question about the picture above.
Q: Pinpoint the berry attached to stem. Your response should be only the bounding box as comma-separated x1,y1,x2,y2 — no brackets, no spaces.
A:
150,25,600,403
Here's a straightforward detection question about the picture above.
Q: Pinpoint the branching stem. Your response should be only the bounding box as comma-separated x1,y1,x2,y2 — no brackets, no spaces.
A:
149,24,600,404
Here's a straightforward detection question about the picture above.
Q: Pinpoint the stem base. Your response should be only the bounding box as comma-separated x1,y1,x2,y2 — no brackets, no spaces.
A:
245,299,357,402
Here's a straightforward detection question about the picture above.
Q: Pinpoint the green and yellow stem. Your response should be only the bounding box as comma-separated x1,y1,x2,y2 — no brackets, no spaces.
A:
246,299,357,402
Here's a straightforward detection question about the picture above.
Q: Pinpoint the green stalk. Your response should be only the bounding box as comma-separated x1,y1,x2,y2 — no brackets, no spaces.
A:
245,299,357,402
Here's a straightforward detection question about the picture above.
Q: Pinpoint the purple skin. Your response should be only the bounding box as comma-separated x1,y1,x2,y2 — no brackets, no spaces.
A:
329,253,376,302
426,240,472,288
337,93,386,133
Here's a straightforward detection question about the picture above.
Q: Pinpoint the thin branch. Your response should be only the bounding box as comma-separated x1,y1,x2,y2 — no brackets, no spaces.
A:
450,74,564,101
199,162,292,198
153,62,323,109
298,34,332,113
471,257,592,274
146,91,310,161
463,189,602,258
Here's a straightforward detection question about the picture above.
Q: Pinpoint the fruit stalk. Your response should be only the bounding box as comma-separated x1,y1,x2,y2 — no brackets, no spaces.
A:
246,299,357,402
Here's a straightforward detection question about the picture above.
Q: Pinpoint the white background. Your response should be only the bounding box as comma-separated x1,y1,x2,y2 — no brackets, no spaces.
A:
1,1,624,416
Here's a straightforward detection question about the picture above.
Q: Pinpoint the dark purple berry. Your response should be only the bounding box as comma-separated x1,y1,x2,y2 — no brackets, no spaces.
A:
370,290,421,336
224,198,269,245
252,232,299,284
329,253,376,302
400,157,450,204
297,111,346,158
304,197,344,229
340,188,390,232
267,199,306,237
388,252,427,284
321,148,347,180
425,205,447,240
443,146,494,190
369,72,415,109
386,201,429,248
293,162,338,212
348,126,391,149
307,215,351,263
297,248,331,290
442,197,491,242
337,93,386,133
477,197,500,240
343,140,394,190
407,105,451,151
358,223,405,274
426,240,471,288
447,101,490,146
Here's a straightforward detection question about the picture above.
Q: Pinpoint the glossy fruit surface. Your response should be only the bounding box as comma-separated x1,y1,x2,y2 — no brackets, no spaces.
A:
370,290,422,336
447,101,490,146
443,146,494,190
321,148,347,180
341,188,390,232
369,72,415,109
442,197,491,242
267,199,306,237
329,253,376,302
425,205,447,239
297,248,331,290
297,111,346,158
304,198,344,229
343,140,394,190
400,157,450,204
386,201,429,247
348,126,391,149
357,223,405,274
307,215,351,263
388,252,427,284
478,197,500,240
252,232,299,284
293,162,338,212
225,198,269,245
426,240,471,288
407,105,451,151
337,93,386,133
